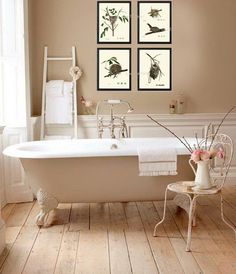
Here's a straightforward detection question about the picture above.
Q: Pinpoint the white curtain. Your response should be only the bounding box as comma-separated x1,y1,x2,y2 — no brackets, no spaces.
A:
0,0,33,204
0,0,27,127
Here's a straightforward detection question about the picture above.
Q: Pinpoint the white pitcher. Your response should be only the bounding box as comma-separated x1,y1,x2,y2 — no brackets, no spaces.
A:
189,159,213,190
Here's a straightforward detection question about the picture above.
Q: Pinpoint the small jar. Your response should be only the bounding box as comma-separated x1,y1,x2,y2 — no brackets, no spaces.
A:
176,93,185,114
169,100,176,114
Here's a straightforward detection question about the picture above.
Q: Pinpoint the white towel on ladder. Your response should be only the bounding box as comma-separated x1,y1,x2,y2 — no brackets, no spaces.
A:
45,81,73,124
138,146,177,176
45,80,64,96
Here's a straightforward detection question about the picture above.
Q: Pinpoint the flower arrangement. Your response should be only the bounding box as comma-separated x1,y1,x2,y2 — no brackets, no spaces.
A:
190,147,224,163
147,106,235,163
80,96,95,115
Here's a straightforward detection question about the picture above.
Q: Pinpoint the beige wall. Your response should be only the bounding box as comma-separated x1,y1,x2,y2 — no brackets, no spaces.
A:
28,0,236,116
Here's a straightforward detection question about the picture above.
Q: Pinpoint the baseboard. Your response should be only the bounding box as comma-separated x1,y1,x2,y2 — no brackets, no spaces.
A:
0,221,5,255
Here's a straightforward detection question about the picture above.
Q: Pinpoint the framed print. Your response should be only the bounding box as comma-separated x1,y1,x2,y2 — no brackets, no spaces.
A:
97,1,131,43
138,1,172,44
97,48,131,90
138,48,172,91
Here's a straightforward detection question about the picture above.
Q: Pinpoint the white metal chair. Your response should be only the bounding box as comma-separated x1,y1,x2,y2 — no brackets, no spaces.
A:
153,134,236,252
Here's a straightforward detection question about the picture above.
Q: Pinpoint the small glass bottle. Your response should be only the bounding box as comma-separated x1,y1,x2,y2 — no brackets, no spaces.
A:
169,100,176,114
176,93,185,114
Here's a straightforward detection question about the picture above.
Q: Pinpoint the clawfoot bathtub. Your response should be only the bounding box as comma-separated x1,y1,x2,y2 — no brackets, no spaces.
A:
4,138,194,226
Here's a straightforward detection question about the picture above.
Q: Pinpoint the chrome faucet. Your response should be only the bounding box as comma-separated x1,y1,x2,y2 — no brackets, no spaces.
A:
96,99,134,138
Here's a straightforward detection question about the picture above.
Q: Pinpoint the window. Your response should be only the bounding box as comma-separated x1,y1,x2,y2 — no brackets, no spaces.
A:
0,0,27,127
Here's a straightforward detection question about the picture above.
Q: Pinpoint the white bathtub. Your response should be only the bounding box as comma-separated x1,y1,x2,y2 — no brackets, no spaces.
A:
3,138,194,226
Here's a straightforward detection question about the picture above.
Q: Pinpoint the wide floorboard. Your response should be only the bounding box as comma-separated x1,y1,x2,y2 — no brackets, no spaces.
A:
0,186,236,274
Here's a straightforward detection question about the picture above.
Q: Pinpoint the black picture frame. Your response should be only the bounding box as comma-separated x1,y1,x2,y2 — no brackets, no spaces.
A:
97,1,131,44
97,48,131,91
138,48,172,91
138,1,172,44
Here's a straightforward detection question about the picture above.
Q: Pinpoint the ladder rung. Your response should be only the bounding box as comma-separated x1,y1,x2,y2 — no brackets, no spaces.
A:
47,57,73,61
41,46,77,139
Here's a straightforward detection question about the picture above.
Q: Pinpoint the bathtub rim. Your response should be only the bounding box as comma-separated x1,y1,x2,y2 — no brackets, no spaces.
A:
3,137,193,159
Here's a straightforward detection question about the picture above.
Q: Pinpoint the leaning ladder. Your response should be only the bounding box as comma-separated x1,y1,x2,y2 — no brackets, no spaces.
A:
40,46,78,140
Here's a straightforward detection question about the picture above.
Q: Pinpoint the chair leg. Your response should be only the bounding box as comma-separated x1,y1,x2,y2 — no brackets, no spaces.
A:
192,199,197,227
220,193,236,239
186,195,197,252
153,187,169,237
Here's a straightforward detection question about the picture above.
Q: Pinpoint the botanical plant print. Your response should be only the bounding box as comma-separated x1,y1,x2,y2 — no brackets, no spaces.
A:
138,48,171,91
100,7,128,38
98,2,131,43
97,48,131,90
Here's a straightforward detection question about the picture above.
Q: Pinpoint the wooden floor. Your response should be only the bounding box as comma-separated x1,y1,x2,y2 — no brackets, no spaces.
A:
0,187,236,274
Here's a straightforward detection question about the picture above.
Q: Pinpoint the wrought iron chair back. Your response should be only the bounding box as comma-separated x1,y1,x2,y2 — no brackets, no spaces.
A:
207,134,234,190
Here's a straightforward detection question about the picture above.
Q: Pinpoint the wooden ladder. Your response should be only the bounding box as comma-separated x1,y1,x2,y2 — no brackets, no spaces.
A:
40,46,78,140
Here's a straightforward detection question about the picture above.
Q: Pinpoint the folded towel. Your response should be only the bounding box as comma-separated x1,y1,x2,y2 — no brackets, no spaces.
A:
45,80,64,96
63,81,73,93
138,145,177,176
45,81,73,124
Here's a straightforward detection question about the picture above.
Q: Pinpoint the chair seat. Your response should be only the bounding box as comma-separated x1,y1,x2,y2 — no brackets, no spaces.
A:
167,181,220,195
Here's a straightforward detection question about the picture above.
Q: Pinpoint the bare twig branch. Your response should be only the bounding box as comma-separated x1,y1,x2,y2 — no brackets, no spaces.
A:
147,115,192,153
182,136,194,153
205,123,211,150
195,133,200,149
147,107,235,155
209,106,235,149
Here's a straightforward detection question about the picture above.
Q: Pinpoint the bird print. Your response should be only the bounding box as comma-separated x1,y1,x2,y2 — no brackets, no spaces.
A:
148,8,162,18
145,23,165,35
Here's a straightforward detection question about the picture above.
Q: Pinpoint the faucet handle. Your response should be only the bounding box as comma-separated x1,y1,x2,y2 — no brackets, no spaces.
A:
98,117,104,125
120,116,126,124
98,117,104,131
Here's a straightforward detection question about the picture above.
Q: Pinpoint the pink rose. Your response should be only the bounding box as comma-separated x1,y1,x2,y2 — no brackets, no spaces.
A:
191,149,210,162
191,149,202,162
216,147,225,159
200,150,210,161
85,100,93,108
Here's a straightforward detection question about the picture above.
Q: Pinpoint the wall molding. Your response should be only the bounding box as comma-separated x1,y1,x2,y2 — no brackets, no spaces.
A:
30,112,236,138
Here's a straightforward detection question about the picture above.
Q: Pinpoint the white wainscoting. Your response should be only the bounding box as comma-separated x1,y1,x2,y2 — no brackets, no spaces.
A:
0,126,6,254
2,113,236,204
2,127,33,205
0,127,5,207
31,113,236,139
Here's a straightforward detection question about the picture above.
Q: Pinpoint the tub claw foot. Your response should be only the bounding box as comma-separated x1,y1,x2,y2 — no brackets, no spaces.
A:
35,210,48,226
36,189,58,227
